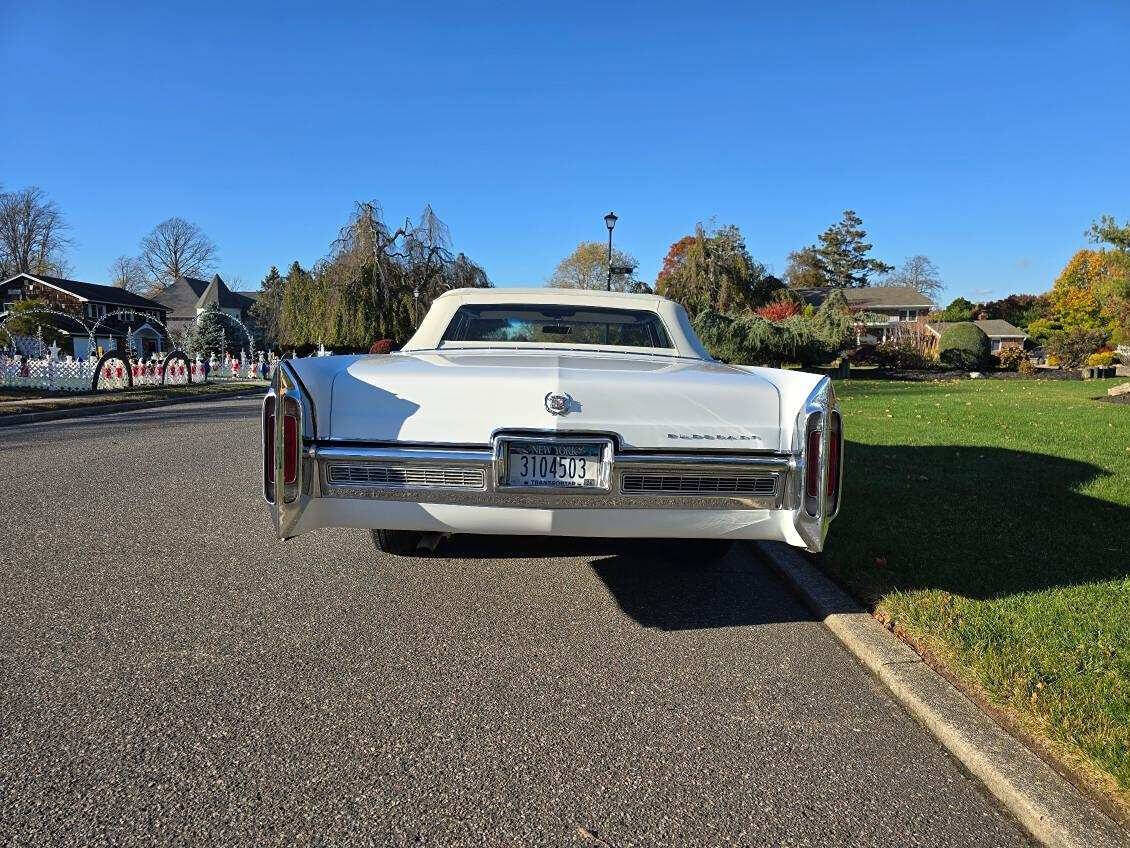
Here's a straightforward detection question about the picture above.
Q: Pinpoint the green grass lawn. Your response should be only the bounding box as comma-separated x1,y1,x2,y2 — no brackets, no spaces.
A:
823,377,1129,811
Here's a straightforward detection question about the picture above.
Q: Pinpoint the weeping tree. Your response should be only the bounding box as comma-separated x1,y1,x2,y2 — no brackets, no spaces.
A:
276,201,489,348
655,223,780,318
693,290,854,366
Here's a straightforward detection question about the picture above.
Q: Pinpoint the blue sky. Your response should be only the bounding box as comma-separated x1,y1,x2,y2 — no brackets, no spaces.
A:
2,1,1128,305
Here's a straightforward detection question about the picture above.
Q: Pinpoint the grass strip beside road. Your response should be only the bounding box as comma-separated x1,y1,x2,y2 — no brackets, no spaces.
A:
824,378,1129,816
0,382,266,415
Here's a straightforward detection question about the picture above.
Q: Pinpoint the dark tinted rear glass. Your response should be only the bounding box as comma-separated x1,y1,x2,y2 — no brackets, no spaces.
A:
440,304,673,349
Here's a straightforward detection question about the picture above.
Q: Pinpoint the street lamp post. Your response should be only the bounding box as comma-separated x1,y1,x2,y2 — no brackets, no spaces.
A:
604,211,618,291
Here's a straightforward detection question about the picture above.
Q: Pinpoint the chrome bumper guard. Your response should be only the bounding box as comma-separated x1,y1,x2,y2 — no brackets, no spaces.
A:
314,441,794,510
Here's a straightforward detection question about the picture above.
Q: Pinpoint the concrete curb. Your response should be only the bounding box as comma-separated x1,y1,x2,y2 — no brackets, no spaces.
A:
753,540,1130,848
0,386,266,427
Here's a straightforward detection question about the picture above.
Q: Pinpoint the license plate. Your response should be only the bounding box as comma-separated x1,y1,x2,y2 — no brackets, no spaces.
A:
505,441,607,489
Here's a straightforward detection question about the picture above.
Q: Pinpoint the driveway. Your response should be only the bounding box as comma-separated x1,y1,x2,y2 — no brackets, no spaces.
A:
0,397,1031,846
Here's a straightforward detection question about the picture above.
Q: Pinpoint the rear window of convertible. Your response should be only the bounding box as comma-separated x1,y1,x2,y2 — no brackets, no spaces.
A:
440,304,674,349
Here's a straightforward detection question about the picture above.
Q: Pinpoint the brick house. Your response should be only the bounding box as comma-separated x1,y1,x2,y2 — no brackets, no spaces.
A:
925,320,1028,354
1,272,169,358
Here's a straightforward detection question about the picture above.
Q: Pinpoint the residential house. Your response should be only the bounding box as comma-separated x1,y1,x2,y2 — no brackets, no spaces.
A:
925,320,1027,354
792,286,936,344
153,274,260,349
1,272,169,358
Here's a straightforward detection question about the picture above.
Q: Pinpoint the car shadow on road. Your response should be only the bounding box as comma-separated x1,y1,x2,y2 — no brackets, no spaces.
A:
441,535,821,630
824,441,1130,602
588,544,822,630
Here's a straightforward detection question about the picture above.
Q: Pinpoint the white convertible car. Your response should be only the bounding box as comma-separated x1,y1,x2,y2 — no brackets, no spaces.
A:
263,288,842,556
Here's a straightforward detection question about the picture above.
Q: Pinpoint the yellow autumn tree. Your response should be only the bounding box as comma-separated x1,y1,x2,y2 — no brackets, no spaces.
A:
1049,249,1130,342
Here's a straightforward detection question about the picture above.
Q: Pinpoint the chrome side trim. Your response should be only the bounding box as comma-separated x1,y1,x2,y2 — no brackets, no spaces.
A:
317,484,780,511
615,452,791,469
316,445,492,464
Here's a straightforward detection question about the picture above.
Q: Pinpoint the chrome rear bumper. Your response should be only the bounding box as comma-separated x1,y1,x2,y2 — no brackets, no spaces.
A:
313,441,795,511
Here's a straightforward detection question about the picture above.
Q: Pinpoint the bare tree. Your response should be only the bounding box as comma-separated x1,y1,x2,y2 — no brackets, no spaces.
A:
0,186,72,277
139,217,217,290
877,254,943,298
108,255,148,293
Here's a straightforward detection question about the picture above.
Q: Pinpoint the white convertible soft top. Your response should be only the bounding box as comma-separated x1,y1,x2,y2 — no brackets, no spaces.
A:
401,287,713,360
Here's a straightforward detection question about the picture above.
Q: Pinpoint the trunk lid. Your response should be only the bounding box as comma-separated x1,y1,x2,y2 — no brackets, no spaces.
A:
326,350,782,451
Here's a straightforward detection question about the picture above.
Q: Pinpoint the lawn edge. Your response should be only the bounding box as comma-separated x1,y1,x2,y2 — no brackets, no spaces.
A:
879,612,1130,825
0,385,266,426
752,540,1130,848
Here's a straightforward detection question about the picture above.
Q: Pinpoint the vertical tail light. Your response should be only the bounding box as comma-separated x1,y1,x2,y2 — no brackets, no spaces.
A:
825,411,842,512
804,412,822,516
263,395,276,500
263,393,301,502
282,397,299,487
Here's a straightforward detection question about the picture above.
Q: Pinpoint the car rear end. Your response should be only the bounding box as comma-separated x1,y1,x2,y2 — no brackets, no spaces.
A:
263,356,843,552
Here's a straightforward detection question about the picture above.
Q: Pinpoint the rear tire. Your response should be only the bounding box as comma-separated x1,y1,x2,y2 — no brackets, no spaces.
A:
372,529,425,556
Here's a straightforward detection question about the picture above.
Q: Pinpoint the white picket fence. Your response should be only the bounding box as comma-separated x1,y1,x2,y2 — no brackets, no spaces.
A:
0,350,279,393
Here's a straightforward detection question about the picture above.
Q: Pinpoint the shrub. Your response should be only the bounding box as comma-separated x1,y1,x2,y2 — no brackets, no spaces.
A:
848,343,878,365
993,346,1027,371
755,300,800,322
937,323,991,370
369,338,394,354
1086,351,1116,367
1046,328,1107,369
874,338,935,370
1018,356,1036,376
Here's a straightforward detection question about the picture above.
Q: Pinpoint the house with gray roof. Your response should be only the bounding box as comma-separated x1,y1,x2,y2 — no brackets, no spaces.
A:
1,272,169,358
792,286,936,344
152,274,259,348
925,319,1027,354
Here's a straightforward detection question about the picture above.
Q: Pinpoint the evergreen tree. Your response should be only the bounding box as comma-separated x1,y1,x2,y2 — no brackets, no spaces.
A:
279,261,321,347
190,303,228,355
785,210,892,288
251,265,284,349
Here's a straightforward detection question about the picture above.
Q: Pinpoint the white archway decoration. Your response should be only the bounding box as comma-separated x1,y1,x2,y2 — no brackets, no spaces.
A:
188,309,256,357
0,307,96,352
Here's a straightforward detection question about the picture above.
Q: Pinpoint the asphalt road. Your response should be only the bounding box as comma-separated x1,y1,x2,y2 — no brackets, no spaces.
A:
0,397,1031,847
